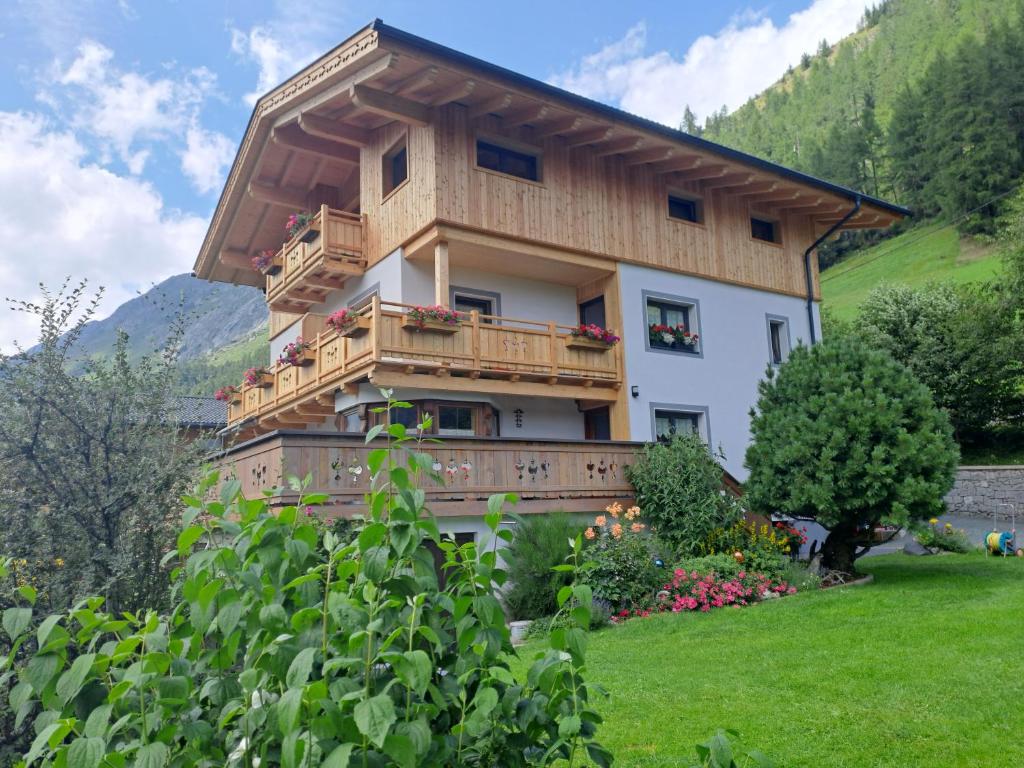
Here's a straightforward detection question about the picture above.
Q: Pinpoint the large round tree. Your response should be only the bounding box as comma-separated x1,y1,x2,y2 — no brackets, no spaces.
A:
744,336,958,573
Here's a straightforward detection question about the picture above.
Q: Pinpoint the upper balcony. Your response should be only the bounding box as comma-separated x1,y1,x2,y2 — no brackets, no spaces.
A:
264,205,367,313
227,297,623,432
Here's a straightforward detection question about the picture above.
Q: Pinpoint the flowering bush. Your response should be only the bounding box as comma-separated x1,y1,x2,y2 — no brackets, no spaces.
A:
649,323,699,349
213,384,240,402
406,305,461,328
570,324,621,346
703,520,799,575
242,366,272,387
285,211,313,238
583,502,666,610
326,307,360,333
277,336,313,366
915,518,973,553
250,249,278,271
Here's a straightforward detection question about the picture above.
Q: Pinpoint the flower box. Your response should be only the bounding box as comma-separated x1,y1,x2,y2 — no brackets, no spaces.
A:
336,315,371,337
258,255,283,276
327,309,371,338
566,337,614,352
243,368,274,389
297,225,320,244
402,316,461,334
251,250,282,276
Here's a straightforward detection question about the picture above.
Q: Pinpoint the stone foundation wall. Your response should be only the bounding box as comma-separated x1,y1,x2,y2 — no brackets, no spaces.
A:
945,466,1024,518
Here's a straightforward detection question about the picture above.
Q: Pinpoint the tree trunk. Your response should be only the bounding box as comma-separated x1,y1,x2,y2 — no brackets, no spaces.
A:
820,523,860,574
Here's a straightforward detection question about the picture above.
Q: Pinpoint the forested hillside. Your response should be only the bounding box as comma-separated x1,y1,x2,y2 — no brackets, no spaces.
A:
700,0,1024,244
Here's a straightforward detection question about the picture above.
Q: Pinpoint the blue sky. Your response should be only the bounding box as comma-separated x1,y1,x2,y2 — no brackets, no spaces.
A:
0,0,869,350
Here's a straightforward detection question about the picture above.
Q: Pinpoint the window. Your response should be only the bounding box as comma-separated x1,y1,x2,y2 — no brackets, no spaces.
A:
390,404,420,431
751,216,780,243
476,139,541,182
437,405,474,436
668,193,703,224
766,315,790,365
584,407,611,441
340,406,362,433
652,408,701,443
382,136,408,197
451,286,500,323
579,296,606,328
645,293,701,355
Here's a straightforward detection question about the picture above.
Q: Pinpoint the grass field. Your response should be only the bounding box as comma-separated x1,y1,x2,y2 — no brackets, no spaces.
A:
820,224,1002,321
521,554,1024,767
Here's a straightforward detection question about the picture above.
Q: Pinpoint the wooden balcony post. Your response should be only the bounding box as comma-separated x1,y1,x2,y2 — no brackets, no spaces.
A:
434,240,449,306
548,321,558,376
370,294,381,363
470,310,481,370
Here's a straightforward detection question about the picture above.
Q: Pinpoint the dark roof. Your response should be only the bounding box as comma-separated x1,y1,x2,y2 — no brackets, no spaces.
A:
370,19,910,219
171,396,227,428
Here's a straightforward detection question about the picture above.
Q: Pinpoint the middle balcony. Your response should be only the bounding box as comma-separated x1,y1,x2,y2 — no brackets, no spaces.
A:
228,297,623,432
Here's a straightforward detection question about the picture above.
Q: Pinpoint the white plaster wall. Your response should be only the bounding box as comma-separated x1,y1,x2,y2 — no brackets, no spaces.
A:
320,247,404,314
447,267,579,326
619,263,818,480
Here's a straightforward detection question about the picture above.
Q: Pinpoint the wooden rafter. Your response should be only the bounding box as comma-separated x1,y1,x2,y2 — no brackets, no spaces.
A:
297,113,372,148
502,103,550,127
349,84,431,126
272,124,360,163
746,188,803,204
563,126,614,148
248,180,308,209
674,164,730,182
651,154,703,175
219,249,253,271
393,65,439,96
591,136,645,157
533,115,583,138
468,92,513,119
729,180,777,196
782,201,846,216
622,146,675,166
428,78,476,105
701,172,756,190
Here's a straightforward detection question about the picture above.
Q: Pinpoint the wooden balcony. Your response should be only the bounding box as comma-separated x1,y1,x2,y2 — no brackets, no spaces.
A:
215,431,638,516
266,205,367,312
229,298,623,431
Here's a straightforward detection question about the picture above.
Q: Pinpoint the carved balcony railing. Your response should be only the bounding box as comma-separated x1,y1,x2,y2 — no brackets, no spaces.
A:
265,205,367,312
228,297,623,430
214,432,638,515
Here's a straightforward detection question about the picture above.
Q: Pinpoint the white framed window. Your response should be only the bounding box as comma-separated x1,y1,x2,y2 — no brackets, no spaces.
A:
450,285,501,322
650,403,711,445
643,290,702,357
766,314,791,366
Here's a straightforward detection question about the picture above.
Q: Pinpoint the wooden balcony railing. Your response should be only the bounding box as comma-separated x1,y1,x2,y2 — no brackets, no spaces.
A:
215,432,638,516
228,297,623,429
266,205,367,312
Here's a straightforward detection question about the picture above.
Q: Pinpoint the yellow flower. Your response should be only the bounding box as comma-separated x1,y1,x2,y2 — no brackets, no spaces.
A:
611,523,623,539
584,527,596,540
944,523,952,530
594,515,607,527
929,518,938,525
54,558,64,567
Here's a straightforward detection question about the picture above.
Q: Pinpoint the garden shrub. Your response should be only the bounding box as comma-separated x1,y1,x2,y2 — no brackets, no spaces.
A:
582,503,667,610
914,518,973,553
674,553,745,582
503,511,585,620
701,521,801,578
626,434,742,555
744,336,959,573
0,395,613,768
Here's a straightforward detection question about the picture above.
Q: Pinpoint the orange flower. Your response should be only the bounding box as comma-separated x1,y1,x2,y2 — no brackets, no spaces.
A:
611,523,623,539
626,505,641,520
630,522,644,533
594,515,607,527
584,527,596,540
606,502,622,518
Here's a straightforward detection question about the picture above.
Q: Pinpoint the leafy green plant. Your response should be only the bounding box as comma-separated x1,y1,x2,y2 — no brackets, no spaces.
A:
626,435,742,556
914,519,973,553
503,512,585,620
689,730,774,768
1,393,613,767
701,521,796,578
581,504,666,610
744,336,959,573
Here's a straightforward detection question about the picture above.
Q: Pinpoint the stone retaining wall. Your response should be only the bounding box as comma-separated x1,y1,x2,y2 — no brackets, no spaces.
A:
945,466,1024,518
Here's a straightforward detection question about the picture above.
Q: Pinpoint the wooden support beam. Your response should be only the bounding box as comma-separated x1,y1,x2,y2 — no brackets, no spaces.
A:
368,370,619,401
284,288,323,304
781,201,846,216
701,172,756,190
248,180,308,209
316,393,336,407
349,84,431,126
563,126,614,148
428,78,476,105
674,164,730,182
468,92,513,120
651,155,704,174
271,52,396,126
220,248,254,271
434,240,449,306
731,181,777,197
303,274,348,290
295,403,337,416
622,146,675,166
502,103,550,127
271,124,360,163
393,65,439,96
533,116,583,138
746,188,803,204
297,113,372,148
591,136,645,157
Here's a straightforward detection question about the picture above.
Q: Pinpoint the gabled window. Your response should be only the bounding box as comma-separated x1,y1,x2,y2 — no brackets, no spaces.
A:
382,136,408,198
644,292,701,356
668,193,703,224
751,216,780,244
476,139,541,182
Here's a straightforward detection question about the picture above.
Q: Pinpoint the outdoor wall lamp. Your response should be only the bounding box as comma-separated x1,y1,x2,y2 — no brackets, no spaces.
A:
631,385,639,398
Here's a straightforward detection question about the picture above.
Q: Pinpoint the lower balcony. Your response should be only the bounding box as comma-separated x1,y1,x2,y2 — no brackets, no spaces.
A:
214,432,638,516
228,297,623,432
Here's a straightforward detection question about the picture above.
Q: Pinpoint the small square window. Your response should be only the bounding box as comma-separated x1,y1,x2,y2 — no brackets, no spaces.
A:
646,295,700,355
476,139,541,182
382,137,408,197
438,405,474,436
668,194,702,224
653,409,701,443
751,217,780,243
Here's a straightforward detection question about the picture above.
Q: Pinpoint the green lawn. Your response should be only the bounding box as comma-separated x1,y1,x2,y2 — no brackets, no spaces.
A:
521,554,1024,767
821,225,1002,321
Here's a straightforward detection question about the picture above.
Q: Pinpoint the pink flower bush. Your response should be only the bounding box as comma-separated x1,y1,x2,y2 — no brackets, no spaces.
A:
285,212,313,238
243,367,272,387
570,323,621,346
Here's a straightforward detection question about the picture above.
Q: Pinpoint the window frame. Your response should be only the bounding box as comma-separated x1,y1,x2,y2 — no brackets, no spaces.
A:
381,133,410,200
474,134,544,184
435,404,476,436
765,313,792,366
750,213,782,245
642,289,704,359
649,403,711,446
666,189,705,226
449,285,502,323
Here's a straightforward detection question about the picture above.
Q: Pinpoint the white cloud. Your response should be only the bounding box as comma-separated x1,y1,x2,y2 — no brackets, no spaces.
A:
0,112,206,353
550,0,866,127
230,26,316,106
181,123,235,195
